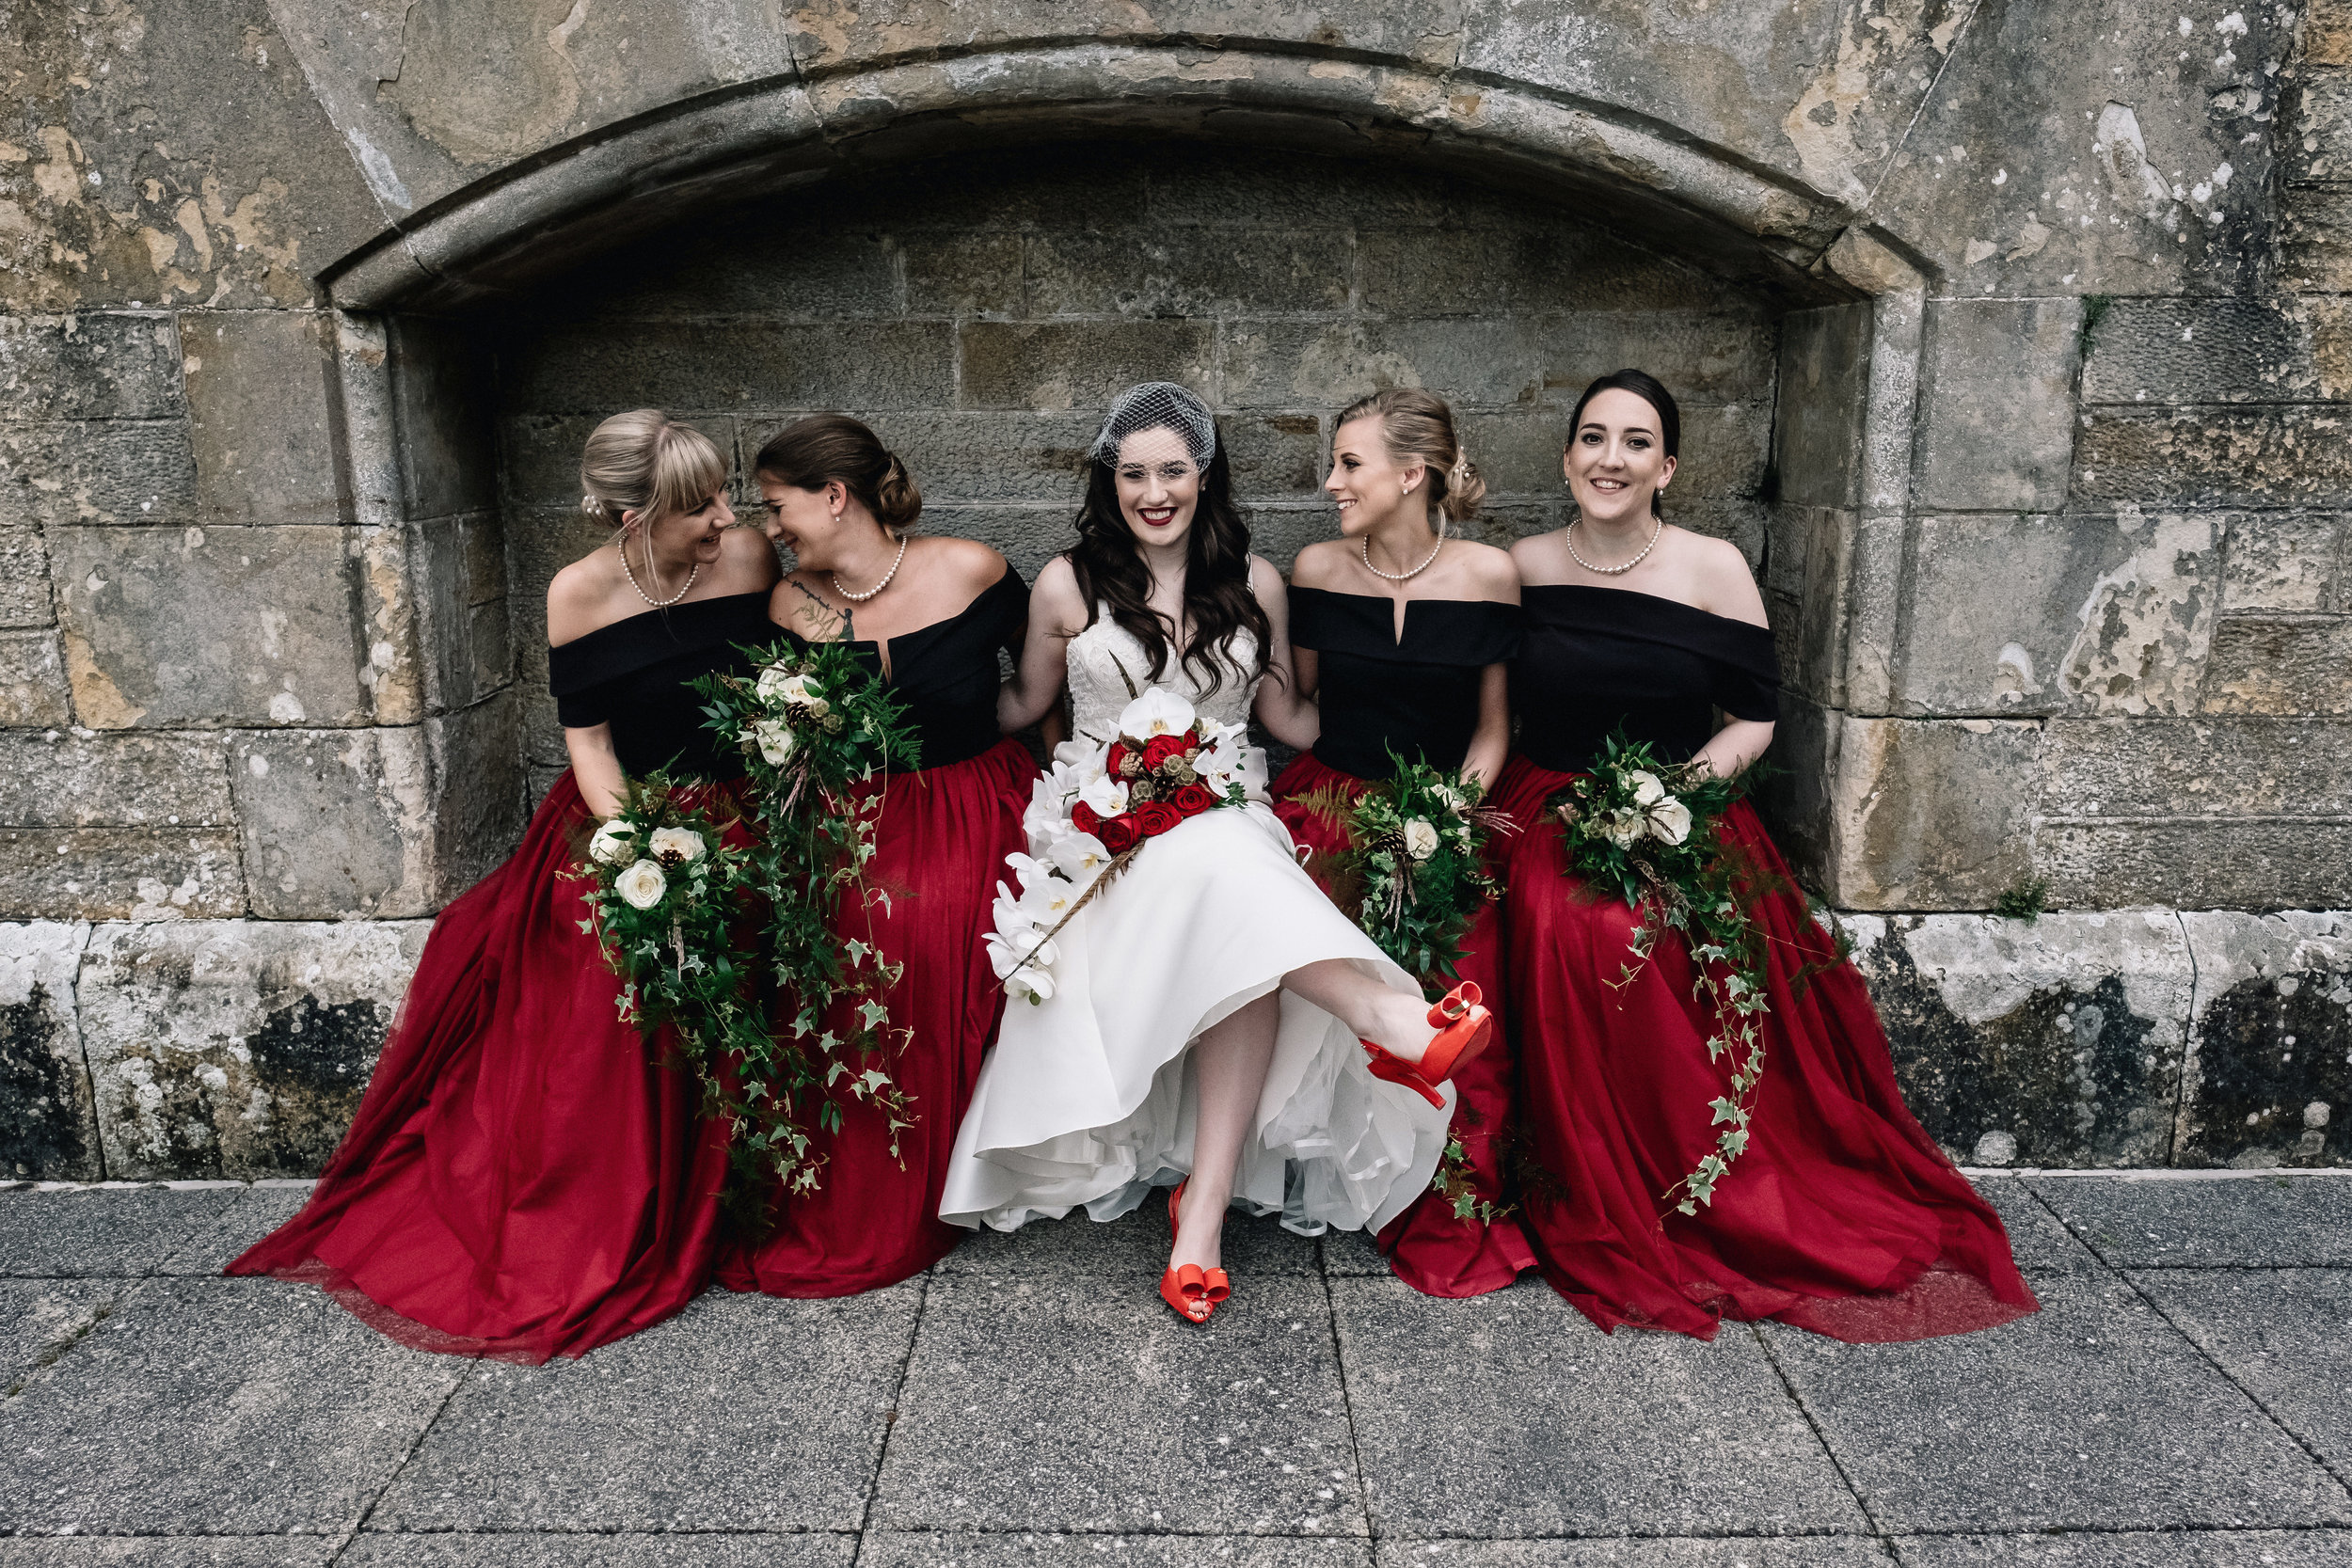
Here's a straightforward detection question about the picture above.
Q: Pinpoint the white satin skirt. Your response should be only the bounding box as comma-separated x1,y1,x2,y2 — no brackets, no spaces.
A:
937,801,1452,1236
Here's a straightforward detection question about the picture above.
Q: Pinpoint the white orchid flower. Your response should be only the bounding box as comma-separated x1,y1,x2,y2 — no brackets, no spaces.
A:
1629,769,1667,807
752,720,797,767
1045,832,1111,881
615,858,668,910
647,826,706,864
991,881,1040,934
587,819,637,866
1646,797,1694,846
1018,875,1078,925
1005,965,1057,1006
1403,818,1440,861
1117,687,1197,738
1076,770,1130,817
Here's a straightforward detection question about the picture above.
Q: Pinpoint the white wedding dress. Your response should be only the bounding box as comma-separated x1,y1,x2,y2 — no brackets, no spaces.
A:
938,602,1452,1237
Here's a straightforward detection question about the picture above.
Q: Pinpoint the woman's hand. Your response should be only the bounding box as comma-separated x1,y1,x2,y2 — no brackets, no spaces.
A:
1461,661,1510,790
564,722,628,820
1692,718,1774,781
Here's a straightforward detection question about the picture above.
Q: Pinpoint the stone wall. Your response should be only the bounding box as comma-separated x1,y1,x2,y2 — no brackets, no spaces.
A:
2,0,2348,1180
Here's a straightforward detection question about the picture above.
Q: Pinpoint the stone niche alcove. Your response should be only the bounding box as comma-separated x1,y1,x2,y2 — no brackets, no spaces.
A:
388,139,1870,869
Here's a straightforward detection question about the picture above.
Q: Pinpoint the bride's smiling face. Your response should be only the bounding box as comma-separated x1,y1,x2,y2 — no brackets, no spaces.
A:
1111,425,1202,550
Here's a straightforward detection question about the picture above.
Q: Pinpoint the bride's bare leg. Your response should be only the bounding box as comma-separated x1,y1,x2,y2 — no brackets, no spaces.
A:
1173,991,1279,1276
1279,958,1438,1060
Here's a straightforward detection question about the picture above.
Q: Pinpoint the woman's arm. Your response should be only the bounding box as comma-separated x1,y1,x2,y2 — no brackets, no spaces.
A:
565,723,628,819
1249,555,1319,751
1692,719,1774,780
1688,535,1774,780
998,557,1083,734
1461,661,1510,790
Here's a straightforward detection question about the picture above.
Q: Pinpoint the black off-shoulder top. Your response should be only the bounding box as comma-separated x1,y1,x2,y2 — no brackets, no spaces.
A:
1513,585,1780,774
1288,587,1523,779
780,567,1027,771
547,593,773,782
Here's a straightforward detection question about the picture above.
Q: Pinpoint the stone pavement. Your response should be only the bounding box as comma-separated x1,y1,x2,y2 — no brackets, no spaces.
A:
1,1175,2349,1567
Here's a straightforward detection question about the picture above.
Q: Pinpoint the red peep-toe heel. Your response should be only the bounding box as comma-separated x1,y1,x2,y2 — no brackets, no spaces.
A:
1158,1178,1231,1324
1361,982,1494,1110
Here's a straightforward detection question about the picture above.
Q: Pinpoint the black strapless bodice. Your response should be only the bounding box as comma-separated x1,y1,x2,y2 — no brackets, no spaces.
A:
1289,587,1523,780
782,567,1027,771
548,593,775,781
1513,585,1780,773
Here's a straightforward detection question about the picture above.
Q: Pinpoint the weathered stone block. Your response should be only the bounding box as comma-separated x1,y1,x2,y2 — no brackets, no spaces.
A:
1218,413,1324,499
0,628,71,725
0,921,97,1180
75,918,429,1182
0,527,53,628
1772,303,1870,511
506,322,955,416
2040,717,2352,817
1025,230,1348,317
741,412,1095,505
503,414,739,511
0,731,235,829
1914,298,2083,513
914,505,1079,594
1750,691,1834,890
0,315,183,420
2315,2,2352,66
0,828,244,921
2077,407,2352,509
1849,911,2193,1168
2285,67,2352,185
901,232,1023,318
959,322,1214,412
427,692,528,902
2039,820,2352,911
2176,911,2352,1169
48,525,368,729
2080,298,2316,404
1823,717,2042,911
2222,512,2344,613
2201,615,2352,714
231,726,434,921
1902,511,2217,718
0,420,199,528
1357,226,1580,318
182,309,345,526
2284,188,2352,292
389,316,499,522
535,226,903,323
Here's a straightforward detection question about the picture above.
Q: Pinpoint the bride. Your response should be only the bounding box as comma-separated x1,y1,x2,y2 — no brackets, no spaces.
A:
938,383,1493,1323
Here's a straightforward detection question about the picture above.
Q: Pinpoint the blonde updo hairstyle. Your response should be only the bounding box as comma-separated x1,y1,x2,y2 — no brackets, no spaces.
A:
1334,388,1486,529
754,414,923,536
579,408,729,536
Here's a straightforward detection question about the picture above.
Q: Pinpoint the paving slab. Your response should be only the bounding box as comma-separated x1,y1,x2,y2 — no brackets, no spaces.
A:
0,1276,115,1386
1893,1529,2352,1566
0,1543,337,1567
339,1535,856,1567
2131,1267,2352,1476
157,1183,314,1275
941,1204,1321,1278
1321,1225,1391,1278
1329,1277,1865,1540
2024,1176,2352,1267
862,1535,1374,1566
875,1273,1360,1536
1760,1271,2351,1532
0,1187,241,1276
368,1286,919,1534
0,1276,466,1535
1379,1543,1894,1567
1967,1177,2105,1275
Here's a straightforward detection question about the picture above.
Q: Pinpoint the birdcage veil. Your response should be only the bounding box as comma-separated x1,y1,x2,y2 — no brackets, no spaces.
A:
1088,382,1218,472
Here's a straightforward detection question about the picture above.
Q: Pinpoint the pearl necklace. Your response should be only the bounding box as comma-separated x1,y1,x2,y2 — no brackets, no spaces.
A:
1565,515,1662,577
833,532,909,603
1359,531,1444,583
618,533,699,608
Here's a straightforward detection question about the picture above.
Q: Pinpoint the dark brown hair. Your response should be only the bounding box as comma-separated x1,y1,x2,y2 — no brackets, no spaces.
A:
753,414,922,533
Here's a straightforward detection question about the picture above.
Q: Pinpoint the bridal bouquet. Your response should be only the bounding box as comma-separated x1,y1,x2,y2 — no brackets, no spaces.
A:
1293,751,1507,987
989,688,1255,1005
689,641,924,1201
1549,734,1768,1215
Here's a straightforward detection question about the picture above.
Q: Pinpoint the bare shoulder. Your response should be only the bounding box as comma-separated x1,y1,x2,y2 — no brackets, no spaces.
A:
1289,538,1350,589
1681,530,1768,627
1029,553,1089,630
1508,529,1570,586
546,550,617,647
715,525,781,591
925,533,1010,592
1448,538,1520,602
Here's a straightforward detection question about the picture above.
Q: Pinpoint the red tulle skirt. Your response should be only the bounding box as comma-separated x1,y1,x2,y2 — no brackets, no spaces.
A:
226,771,739,1363
1491,756,2038,1342
1269,752,1539,1298
716,736,1036,1297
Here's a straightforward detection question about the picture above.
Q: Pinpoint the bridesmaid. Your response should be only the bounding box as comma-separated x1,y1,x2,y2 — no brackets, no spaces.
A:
230,410,779,1360
1268,388,1537,1298
714,415,1037,1296
1498,369,2037,1341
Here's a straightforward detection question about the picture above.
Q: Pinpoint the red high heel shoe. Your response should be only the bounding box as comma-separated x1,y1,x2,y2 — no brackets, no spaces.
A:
1361,982,1494,1110
1158,1178,1231,1324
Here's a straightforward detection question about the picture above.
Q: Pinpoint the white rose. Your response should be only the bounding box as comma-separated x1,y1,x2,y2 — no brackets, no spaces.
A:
803,696,830,719
1646,797,1694,846
1629,770,1666,807
755,664,796,703
587,818,637,865
752,720,798,767
1432,782,1469,815
779,673,822,705
1116,687,1197,739
614,858,668,910
1604,812,1645,847
647,826,706,864
1402,818,1440,861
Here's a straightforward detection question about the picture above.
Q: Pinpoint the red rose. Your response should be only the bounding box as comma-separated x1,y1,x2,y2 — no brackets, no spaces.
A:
1171,783,1217,816
1141,734,1188,774
1104,739,1132,774
1134,800,1184,838
1097,814,1141,854
1072,800,1101,835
